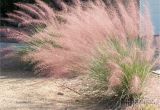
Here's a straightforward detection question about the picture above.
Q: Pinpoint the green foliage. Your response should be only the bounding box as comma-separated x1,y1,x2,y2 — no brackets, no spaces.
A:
90,55,108,83
90,37,154,101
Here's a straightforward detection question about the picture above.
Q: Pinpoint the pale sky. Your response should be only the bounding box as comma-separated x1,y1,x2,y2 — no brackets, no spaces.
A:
141,0,160,35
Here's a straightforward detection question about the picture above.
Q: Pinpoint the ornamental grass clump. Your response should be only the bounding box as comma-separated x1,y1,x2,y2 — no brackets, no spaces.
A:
90,36,155,101
26,0,157,101
0,1,159,108
1,0,159,102
85,0,158,102
18,0,157,79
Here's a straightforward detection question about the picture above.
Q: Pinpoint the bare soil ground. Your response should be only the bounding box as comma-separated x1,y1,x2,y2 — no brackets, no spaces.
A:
0,70,160,110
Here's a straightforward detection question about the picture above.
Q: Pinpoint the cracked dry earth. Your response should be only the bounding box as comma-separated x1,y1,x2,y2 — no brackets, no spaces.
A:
0,71,160,110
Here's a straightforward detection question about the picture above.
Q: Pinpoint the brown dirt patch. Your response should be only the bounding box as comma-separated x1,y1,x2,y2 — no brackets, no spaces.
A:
0,71,160,110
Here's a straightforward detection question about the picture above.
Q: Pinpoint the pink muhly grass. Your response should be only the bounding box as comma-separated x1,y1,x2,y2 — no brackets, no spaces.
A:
20,20,47,27
144,47,155,62
129,75,142,94
140,8,154,49
127,0,139,32
116,1,139,39
141,10,156,62
14,10,33,19
0,18,15,23
14,1,55,23
0,28,28,42
121,57,133,65
108,69,124,89
1,0,57,42
105,48,121,58
25,3,46,18
107,7,126,41
24,46,86,77
29,0,147,76
6,13,26,22
35,0,55,20
106,61,121,71
57,3,120,58
16,0,154,78
14,3,43,19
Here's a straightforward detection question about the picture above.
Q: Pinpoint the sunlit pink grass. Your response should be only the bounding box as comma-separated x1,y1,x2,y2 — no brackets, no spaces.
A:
130,75,142,94
23,0,154,77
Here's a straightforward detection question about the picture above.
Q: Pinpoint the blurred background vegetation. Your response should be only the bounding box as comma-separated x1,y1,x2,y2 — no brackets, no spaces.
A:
0,0,51,17
0,0,134,17
0,0,123,17
0,0,134,27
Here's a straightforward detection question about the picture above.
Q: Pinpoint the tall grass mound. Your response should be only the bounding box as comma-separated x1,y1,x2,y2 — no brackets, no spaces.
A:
90,37,155,101
1,0,159,103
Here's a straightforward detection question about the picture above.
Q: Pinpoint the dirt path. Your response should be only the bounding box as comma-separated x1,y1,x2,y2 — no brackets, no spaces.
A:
0,71,82,110
0,71,160,110
143,74,160,105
